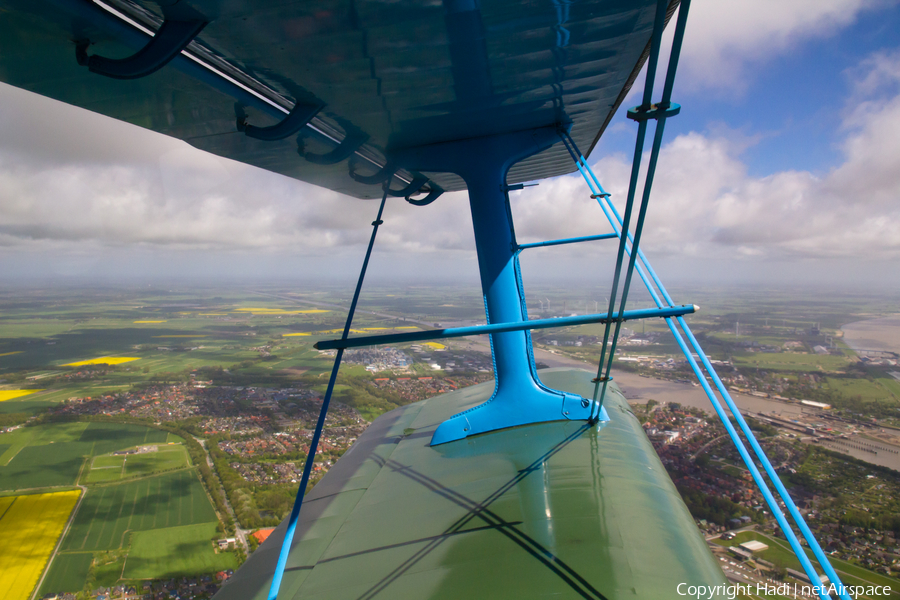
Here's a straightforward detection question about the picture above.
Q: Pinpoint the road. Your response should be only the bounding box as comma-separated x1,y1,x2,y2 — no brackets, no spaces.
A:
691,434,729,461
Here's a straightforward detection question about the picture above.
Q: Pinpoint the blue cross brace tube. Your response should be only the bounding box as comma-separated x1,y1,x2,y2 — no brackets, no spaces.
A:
267,191,388,600
598,200,832,600
517,232,618,250
679,320,851,600
565,143,848,600
315,305,696,350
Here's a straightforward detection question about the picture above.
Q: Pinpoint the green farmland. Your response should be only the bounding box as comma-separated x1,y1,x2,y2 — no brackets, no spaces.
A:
0,422,171,491
730,351,852,373
0,286,436,593
125,523,238,579
0,442,85,490
62,470,217,552
84,444,190,484
39,553,93,596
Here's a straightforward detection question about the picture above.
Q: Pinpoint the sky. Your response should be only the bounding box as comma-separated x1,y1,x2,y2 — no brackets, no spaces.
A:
1,0,899,292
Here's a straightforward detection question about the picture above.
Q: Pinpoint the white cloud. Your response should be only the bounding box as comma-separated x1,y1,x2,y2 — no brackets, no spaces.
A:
512,49,900,269
0,135,476,258
2,46,900,285
673,0,888,94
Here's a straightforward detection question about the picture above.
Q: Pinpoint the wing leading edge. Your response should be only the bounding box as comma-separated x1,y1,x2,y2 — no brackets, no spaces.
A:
216,368,729,600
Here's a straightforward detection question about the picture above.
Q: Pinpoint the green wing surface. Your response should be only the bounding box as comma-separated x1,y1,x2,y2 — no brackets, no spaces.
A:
217,369,728,600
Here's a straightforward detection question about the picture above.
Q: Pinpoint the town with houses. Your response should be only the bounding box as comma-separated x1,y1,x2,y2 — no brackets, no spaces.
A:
343,344,495,374
19,315,900,600
636,400,900,589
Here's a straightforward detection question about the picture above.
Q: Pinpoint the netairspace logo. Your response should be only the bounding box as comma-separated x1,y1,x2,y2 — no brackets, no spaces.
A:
676,582,893,599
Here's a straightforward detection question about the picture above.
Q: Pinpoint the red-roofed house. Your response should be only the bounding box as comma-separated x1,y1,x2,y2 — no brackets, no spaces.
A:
252,528,275,544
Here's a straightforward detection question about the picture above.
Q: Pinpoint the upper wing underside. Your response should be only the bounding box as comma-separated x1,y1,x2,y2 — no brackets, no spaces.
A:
0,0,670,199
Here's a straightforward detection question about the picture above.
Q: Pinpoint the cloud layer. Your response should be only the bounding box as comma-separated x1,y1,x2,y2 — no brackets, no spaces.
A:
514,48,900,270
0,14,899,285
678,0,886,93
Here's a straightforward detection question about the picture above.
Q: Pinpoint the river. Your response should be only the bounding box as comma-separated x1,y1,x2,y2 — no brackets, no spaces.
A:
458,338,808,416
457,338,900,470
841,314,900,356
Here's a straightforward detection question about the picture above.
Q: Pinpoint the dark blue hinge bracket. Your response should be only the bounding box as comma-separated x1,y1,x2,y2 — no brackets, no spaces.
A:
238,102,322,141
626,102,681,122
76,19,207,80
299,132,369,165
405,183,444,206
501,182,539,193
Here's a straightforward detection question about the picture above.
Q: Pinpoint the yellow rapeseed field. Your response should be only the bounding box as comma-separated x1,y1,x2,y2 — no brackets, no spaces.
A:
424,342,446,349
282,333,311,337
0,490,80,600
0,390,43,402
63,357,140,366
0,351,24,357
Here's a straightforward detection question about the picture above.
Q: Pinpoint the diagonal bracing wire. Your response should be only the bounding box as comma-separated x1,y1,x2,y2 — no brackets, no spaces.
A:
267,189,389,600
589,0,669,422
563,128,852,600
587,0,694,422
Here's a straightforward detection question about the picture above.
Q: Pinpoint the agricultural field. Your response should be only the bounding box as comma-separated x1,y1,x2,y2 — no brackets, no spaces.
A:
124,523,238,579
0,422,207,595
39,552,93,596
63,356,141,367
0,396,58,415
84,444,189,484
0,285,439,386
0,287,403,591
730,351,852,373
0,422,170,491
0,490,81,600
824,375,900,404
1,283,895,595
62,470,217,552
36,466,224,593
0,389,43,402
